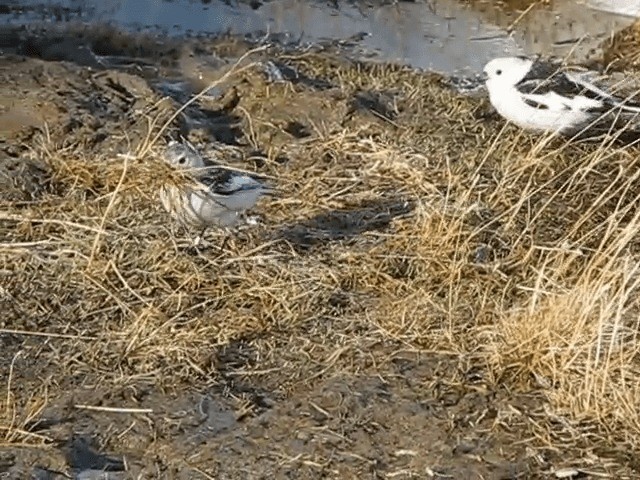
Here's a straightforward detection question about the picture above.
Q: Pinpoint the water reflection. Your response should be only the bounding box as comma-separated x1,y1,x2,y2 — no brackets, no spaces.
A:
1,0,638,74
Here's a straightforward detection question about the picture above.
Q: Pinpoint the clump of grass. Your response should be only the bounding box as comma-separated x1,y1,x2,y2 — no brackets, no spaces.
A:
477,147,640,431
602,19,640,72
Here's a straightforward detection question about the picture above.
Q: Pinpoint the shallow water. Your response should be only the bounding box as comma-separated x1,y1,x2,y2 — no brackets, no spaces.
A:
2,0,639,74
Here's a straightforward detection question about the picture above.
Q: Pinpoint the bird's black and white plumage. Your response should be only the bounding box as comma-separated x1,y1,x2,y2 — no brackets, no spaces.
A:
483,56,640,142
159,139,273,244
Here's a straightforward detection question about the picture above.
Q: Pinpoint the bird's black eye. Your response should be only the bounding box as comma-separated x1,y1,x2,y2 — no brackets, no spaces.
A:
178,156,186,165
496,69,502,76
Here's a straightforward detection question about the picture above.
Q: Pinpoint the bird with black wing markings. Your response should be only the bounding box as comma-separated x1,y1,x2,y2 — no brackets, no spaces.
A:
159,139,274,248
483,56,640,143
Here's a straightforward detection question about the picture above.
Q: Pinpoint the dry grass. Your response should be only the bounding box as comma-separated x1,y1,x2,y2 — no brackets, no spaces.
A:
603,19,640,72
3,47,640,467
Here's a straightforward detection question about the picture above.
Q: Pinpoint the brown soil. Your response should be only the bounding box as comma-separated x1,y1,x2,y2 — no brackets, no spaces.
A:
2,24,640,480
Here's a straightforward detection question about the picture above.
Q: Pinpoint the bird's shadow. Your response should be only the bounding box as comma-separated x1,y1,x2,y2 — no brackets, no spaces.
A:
61,435,125,473
276,197,414,252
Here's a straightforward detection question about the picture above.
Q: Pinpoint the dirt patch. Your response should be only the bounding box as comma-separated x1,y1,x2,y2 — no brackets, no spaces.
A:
2,24,640,479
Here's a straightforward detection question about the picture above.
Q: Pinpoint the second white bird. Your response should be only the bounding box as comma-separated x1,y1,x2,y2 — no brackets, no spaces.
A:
483,56,640,141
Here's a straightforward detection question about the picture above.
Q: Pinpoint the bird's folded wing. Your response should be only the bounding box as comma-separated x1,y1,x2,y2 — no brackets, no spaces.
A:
197,169,239,195
518,74,601,104
517,66,617,108
189,184,231,210
520,90,601,112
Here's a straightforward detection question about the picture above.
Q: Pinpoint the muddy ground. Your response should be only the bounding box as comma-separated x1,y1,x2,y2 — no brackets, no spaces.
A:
2,23,640,480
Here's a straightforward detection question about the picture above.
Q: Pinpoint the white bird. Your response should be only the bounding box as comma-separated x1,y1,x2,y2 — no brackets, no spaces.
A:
483,56,640,142
159,139,274,247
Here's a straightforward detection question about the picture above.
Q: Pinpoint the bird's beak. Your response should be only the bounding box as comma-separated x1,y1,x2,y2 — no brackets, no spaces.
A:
480,71,488,82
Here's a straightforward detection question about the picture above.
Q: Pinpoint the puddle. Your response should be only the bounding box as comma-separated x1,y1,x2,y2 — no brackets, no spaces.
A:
1,0,639,74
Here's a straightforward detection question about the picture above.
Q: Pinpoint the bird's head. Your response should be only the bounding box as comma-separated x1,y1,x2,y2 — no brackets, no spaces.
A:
483,56,534,89
164,140,206,170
